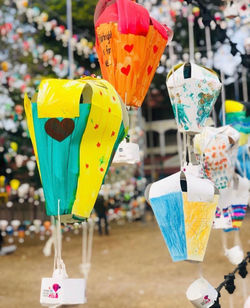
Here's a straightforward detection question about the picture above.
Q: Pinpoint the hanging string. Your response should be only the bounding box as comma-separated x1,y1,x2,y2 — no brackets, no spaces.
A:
187,134,192,164
221,230,228,252
87,219,94,273
56,199,63,272
229,295,234,308
183,132,187,166
220,71,226,127
81,219,94,283
82,221,88,274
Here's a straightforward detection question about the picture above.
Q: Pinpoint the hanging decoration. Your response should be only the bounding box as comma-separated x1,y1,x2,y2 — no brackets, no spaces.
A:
94,0,173,107
223,174,249,232
112,140,140,165
24,76,129,222
166,62,221,133
193,126,240,190
145,171,219,262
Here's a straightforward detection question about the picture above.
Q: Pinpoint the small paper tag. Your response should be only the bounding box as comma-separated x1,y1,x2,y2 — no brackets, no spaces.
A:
113,142,140,164
40,277,86,306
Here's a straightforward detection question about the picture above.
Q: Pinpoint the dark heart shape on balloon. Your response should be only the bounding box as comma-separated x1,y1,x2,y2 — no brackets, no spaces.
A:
45,118,75,142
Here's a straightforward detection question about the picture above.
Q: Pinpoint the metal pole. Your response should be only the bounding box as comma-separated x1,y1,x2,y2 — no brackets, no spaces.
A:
242,66,248,103
234,77,240,101
205,26,213,68
67,0,74,79
205,26,217,125
188,5,195,63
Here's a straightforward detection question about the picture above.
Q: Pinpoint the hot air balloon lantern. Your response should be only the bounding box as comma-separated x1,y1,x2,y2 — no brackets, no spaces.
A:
167,63,222,133
145,171,219,262
224,174,249,232
194,126,240,190
24,77,128,222
94,0,173,107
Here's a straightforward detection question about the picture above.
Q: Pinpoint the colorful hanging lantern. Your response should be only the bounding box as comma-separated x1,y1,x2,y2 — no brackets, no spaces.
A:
167,62,221,133
94,0,173,107
145,171,219,262
24,77,128,222
225,100,250,146
224,174,249,231
194,126,240,190
213,187,233,229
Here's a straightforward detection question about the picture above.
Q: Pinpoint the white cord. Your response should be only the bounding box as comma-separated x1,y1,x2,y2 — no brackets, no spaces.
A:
81,220,94,282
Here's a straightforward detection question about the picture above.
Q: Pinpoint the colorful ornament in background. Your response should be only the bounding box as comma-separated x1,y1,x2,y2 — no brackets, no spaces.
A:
10,141,18,153
145,171,219,262
24,77,128,222
12,0,96,58
237,144,250,180
225,100,250,146
1,61,9,72
167,62,222,133
194,126,240,190
10,179,20,191
0,175,5,188
224,175,249,232
94,0,173,107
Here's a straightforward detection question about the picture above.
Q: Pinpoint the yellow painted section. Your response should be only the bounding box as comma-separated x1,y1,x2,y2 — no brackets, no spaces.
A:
37,79,86,118
183,192,219,262
239,133,248,146
225,100,244,113
23,93,41,174
72,79,122,217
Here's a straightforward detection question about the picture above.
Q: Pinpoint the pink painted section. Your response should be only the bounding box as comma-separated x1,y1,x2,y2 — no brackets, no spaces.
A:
95,0,170,39
116,0,150,35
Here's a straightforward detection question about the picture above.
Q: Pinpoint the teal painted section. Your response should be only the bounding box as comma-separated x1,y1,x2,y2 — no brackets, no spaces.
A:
32,103,91,216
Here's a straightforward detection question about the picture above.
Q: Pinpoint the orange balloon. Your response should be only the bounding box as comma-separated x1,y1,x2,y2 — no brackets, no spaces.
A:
43,220,51,230
95,0,172,107
18,230,25,238
1,61,9,72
